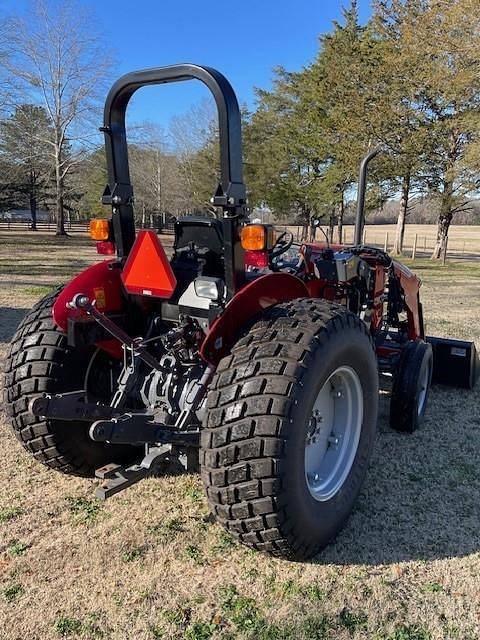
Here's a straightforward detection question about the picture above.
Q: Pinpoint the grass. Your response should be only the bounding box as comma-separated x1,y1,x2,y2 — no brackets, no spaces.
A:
0,229,479,639
6,540,29,557
3,583,24,603
65,495,102,525
0,505,22,523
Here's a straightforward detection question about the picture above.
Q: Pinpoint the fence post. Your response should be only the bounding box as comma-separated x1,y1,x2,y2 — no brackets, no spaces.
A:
384,231,388,253
411,233,417,260
363,228,367,244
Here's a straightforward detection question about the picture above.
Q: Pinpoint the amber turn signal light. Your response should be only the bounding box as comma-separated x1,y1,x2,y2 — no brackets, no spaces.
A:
89,219,110,241
241,224,275,251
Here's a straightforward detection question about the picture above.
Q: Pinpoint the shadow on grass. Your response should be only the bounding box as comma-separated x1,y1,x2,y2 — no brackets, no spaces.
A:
0,307,29,342
319,386,480,566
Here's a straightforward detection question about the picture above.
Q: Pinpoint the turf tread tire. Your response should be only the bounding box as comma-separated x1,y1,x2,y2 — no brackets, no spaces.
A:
201,298,377,560
3,288,135,477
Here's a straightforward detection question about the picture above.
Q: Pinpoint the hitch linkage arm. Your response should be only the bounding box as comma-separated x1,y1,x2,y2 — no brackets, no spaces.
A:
68,293,164,372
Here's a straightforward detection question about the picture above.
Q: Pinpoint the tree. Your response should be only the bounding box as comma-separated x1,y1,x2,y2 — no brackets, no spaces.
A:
169,99,220,213
375,0,480,259
2,0,112,235
0,104,52,228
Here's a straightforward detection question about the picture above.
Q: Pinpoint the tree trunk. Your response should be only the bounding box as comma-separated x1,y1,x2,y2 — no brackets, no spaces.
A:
328,212,335,243
393,173,411,255
432,209,452,260
337,192,345,244
55,151,66,236
432,178,454,260
29,196,37,230
432,131,458,260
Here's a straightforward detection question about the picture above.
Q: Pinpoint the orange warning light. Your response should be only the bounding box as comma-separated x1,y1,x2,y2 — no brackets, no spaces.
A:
89,219,110,241
121,230,177,298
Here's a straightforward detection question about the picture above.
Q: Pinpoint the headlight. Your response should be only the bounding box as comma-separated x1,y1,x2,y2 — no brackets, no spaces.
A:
194,277,225,302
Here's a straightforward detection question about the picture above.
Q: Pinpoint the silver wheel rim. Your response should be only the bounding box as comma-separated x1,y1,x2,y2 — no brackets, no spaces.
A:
304,366,363,502
417,361,430,416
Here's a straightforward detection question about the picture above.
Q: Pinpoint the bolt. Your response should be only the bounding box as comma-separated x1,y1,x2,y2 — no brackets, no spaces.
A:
328,435,340,447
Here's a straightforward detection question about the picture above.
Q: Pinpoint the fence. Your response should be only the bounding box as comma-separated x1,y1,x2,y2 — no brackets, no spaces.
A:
0,220,88,232
274,224,480,261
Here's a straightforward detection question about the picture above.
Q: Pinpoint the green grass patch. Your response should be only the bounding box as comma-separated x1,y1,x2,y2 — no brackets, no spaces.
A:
65,495,101,525
53,617,83,636
53,614,104,638
338,608,368,635
184,544,204,565
420,581,443,593
401,258,480,280
381,624,432,640
6,540,29,557
183,478,204,503
148,516,185,543
0,505,23,523
20,285,56,297
184,621,217,640
3,583,24,603
121,545,147,563
213,529,237,552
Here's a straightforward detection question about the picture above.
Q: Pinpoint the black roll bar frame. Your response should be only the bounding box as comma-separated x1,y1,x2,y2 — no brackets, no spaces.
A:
101,63,247,296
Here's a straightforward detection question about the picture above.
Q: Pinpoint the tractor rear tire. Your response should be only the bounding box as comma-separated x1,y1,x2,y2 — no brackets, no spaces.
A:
390,340,433,433
200,298,378,560
3,289,139,477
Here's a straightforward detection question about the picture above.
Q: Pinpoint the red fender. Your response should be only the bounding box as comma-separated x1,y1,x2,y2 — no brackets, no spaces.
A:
200,272,309,364
53,259,124,358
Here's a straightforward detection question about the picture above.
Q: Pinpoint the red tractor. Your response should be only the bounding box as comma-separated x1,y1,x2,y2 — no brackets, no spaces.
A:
4,65,477,560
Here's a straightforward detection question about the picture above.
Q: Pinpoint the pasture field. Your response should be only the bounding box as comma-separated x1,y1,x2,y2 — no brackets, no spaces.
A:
0,230,479,640
279,224,480,260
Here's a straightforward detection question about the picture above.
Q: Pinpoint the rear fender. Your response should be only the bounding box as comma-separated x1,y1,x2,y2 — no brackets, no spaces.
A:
53,259,124,358
200,272,309,364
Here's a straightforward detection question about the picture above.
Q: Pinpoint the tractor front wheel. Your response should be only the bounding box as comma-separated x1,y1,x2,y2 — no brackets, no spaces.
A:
201,299,378,560
3,289,139,477
390,340,433,433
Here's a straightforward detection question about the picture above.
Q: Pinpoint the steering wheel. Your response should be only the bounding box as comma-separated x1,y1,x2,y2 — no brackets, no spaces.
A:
270,231,294,260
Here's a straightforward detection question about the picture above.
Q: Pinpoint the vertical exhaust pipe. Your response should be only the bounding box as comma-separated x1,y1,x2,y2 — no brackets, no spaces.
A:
354,146,383,245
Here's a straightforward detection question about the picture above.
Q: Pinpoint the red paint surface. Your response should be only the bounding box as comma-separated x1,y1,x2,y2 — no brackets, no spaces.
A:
53,259,123,331
201,272,309,364
121,230,176,298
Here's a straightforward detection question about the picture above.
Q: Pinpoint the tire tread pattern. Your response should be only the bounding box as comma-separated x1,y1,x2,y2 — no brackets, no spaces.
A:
200,298,374,559
3,288,93,476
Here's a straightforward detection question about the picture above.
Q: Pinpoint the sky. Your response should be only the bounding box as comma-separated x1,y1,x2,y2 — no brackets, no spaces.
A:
1,0,372,129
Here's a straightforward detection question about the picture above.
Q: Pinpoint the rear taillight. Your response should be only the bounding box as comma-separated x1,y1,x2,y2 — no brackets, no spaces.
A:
244,250,269,268
96,241,116,255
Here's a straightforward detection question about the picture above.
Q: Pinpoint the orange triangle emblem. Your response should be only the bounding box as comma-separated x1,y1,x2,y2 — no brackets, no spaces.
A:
121,230,177,298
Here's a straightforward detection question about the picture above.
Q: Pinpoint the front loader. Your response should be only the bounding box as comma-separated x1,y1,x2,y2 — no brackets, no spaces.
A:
4,64,477,560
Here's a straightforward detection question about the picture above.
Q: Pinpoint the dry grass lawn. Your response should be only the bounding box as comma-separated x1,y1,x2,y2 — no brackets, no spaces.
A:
0,230,479,640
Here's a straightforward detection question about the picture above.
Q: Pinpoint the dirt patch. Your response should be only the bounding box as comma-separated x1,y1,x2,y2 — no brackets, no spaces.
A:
0,230,479,640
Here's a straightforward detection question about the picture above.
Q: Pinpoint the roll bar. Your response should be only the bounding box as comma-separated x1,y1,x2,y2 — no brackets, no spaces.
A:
101,64,247,258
